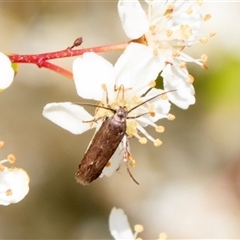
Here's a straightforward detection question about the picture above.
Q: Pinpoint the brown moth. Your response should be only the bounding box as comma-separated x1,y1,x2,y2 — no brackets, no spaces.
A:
75,90,175,185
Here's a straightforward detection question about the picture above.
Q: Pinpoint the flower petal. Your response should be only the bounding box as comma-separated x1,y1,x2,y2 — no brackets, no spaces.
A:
161,64,195,109
100,145,123,178
72,52,116,101
0,52,14,90
115,43,164,96
109,207,135,240
43,102,96,134
118,0,148,39
0,167,29,206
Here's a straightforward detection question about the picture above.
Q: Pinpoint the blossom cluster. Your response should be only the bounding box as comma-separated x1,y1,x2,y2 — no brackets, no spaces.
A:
43,0,212,180
0,0,212,204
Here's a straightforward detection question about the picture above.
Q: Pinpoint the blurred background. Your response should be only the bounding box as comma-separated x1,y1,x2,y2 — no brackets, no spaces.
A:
1,1,240,239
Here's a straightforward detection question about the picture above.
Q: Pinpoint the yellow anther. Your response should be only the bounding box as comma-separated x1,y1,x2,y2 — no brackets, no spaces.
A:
129,159,136,167
209,31,216,37
199,37,208,44
6,189,12,196
186,7,193,14
201,54,208,63
148,80,156,88
187,74,194,84
139,137,147,144
167,3,174,11
134,224,144,233
0,164,4,171
131,95,139,103
195,0,203,6
179,62,186,69
149,111,155,117
172,51,180,57
202,63,208,70
180,24,192,40
203,14,211,21
160,93,167,100
7,154,16,163
149,25,156,31
105,161,111,167
168,114,176,121
165,29,172,37
156,126,165,133
154,139,162,147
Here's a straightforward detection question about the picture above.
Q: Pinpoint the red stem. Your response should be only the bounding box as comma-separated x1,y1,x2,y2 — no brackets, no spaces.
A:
9,41,129,80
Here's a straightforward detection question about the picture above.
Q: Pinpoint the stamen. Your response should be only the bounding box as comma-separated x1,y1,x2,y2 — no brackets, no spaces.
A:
168,114,176,120
187,74,194,84
156,126,165,133
105,161,111,167
186,7,193,14
0,164,4,171
149,25,156,31
179,62,186,69
180,25,192,40
209,31,216,37
195,0,203,6
202,63,208,69
129,159,136,167
7,154,16,163
199,37,208,44
203,14,211,21
139,137,147,144
167,3,174,11
134,224,144,233
154,139,162,147
172,51,180,57
165,29,172,37
165,14,172,20
131,95,139,103
6,189,12,196
201,54,208,63
160,93,167,100
148,80,156,88
149,111,155,117
137,125,156,143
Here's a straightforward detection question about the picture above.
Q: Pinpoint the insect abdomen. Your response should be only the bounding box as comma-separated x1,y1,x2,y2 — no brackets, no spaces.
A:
75,117,126,185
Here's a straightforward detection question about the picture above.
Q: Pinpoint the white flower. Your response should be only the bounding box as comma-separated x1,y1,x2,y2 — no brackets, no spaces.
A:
118,0,210,109
0,142,30,206
109,207,141,240
109,207,168,240
0,52,14,91
43,50,171,178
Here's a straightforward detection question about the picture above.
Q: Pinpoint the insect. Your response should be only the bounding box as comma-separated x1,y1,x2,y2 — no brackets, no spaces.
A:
75,89,175,185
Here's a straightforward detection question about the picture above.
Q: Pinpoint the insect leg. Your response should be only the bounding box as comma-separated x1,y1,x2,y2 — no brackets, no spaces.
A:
121,135,139,185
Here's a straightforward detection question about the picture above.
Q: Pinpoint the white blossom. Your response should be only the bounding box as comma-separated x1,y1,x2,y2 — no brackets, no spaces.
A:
118,0,210,109
0,52,14,91
109,207,138,240
43,50,171,178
